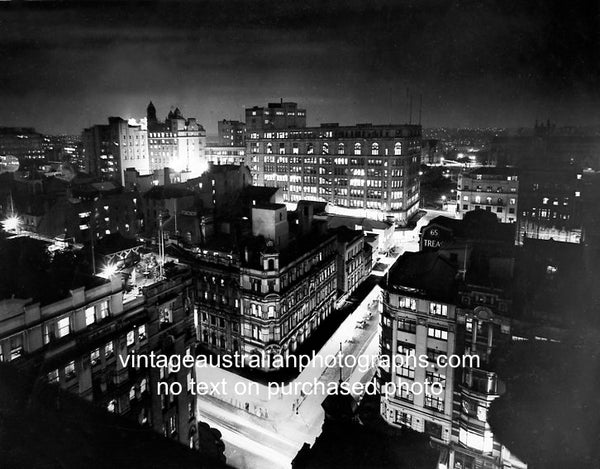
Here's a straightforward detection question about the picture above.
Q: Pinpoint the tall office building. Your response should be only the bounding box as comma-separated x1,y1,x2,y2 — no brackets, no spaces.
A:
246,120,421,225
245,100,306,131
147,102,207,176
83,117,149,184
380,249,526,469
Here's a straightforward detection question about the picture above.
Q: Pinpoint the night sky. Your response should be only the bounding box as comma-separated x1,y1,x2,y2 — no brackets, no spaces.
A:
1,0,599,135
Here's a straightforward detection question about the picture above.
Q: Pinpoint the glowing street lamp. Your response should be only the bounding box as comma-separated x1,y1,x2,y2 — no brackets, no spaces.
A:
2,215,20,233
99,263,118,279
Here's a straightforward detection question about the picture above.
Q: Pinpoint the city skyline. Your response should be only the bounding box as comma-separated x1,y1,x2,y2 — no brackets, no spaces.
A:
1,0,599,135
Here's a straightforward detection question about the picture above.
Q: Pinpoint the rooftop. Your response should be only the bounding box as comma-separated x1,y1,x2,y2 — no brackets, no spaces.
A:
386,251,458,303
425,211,515,244
143,185,194,200
0,236,105,305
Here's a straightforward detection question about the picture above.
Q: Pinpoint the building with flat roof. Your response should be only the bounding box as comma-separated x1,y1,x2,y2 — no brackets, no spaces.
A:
246,121,422,225
0,235,201,450
205,145,246,166
83,117,149,184
245,100,306,131
456,167,519,224
379,249,526,469
0,127,44,164
217,120,245,146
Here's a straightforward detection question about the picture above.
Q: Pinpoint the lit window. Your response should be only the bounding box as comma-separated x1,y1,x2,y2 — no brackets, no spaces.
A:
427,326,448,341
9,335,23,361
64,361,76,380
47,369,59,383
98,301,109,319
394,142,402,155
127,330,135,346
429,303,448,317
398,296,417,311
138,324,147,341
107,399,117,413
160,305,173,324
354,143,361,155
90,348,100,366
57,317,70,338
85,306,96,326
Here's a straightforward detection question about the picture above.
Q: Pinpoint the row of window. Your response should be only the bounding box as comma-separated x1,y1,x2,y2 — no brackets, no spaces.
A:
260,142,403,156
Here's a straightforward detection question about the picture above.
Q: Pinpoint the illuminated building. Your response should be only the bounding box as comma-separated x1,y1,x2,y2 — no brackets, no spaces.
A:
147,102,207,176
456,168,519,224
0,127,44,164
246,119,422,225
379,249,527,469
204,144,246,166
517,168,583,245
177,199,368,368
0,236,200,449
217,120,245,146
38,180,142,243
379,251,458,446
245,100,306,131
83,117,149,184
239,202,337,365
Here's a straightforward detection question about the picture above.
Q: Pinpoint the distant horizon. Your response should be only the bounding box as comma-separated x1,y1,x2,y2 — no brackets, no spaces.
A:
2,0,599,136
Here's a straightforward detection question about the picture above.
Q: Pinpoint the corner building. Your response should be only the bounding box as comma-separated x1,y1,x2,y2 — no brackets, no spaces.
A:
246,123,422,225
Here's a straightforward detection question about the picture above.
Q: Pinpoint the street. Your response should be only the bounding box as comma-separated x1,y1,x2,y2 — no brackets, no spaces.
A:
195,285,382,469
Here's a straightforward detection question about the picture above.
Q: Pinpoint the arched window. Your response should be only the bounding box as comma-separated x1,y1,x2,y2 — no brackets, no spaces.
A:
266,143,273,154
322,143,329,155
371,143,379,155
394,142,402,155
354,143,362,155
338,143,345,155
211,332,216,346
202,330,208,343
307,143,314,154
220,335,226,349
267,259,275,270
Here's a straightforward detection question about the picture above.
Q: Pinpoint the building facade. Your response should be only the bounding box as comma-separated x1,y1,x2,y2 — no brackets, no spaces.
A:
0,127,44,164
517,168,583,245
379,250,526,469
456,168,519,224
83,117,149,184
204,145,246,166
245,101,306,131
239,204,338,365
217,120,245,146
147,103,207,176
0,248,200,449
246,123,422,225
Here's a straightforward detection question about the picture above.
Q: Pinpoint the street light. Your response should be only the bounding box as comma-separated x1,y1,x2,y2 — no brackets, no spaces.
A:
99,263,118,279
2,215,20,233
